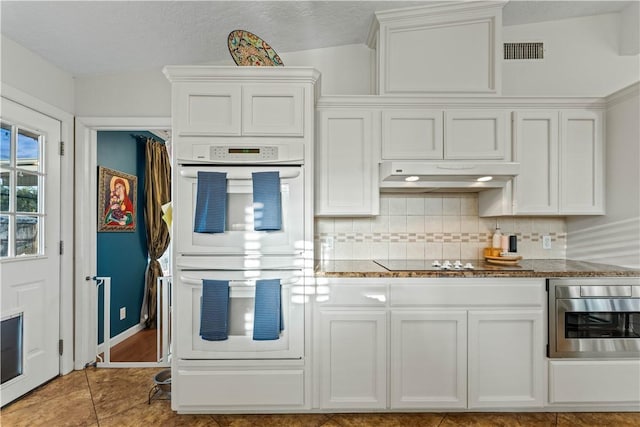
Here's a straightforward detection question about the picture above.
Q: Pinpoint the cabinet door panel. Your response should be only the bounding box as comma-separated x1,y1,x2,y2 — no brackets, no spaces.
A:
380,11,500,95
316,110,378,215
390,311,467,408
549,360,640,404
242,85,304,136
319,311,387,409
513,111,558,214
382,110,443,159
174,83,241,136
444,110,507,159
468,310,544,408
560,110,604,214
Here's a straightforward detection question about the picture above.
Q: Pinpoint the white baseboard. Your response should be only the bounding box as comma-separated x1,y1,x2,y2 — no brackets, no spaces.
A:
568,217,640,268
97,322,146,354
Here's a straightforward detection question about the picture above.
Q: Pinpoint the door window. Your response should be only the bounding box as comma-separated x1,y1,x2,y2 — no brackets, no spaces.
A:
0,122,45,258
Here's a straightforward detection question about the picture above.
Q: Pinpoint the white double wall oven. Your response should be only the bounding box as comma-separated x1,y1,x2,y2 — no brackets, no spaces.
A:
174,142,307,361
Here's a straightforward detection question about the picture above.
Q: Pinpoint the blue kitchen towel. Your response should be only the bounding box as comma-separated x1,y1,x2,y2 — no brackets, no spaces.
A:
253,279,283,340
200,279,229,341
252,171,282,231
194,171,227,233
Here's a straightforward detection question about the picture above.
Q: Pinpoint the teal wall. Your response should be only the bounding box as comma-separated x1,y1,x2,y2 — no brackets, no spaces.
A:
96,131,151,343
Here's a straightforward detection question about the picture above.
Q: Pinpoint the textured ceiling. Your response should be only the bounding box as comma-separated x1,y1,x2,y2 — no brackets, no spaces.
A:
0,1,635,77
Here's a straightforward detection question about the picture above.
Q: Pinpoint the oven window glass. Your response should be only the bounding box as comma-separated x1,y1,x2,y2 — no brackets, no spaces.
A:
565,312,640,338
225,190,286,232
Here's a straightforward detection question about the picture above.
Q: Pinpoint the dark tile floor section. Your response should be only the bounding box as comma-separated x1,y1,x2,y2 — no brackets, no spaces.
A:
1,368,639,426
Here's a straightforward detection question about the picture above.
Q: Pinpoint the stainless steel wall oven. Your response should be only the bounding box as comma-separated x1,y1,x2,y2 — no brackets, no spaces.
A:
548,277,640,358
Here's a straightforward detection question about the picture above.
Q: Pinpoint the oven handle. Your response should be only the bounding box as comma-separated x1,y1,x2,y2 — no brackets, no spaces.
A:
179,276,299,287
556,298,640,312
179,169,301,180
176,264,303,271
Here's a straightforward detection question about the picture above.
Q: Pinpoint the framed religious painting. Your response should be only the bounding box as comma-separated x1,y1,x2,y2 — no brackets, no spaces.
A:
98,166,137,232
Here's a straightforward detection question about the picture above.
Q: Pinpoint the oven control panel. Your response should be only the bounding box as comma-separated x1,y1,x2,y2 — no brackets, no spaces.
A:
209,146,278,162
186,143,305,164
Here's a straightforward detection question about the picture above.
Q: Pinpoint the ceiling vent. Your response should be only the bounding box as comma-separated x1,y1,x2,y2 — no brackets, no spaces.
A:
504,42,544,60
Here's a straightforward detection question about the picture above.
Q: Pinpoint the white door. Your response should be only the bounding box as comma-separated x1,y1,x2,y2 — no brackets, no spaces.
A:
390,310,467,409
318,310,387,409
1,98,61,406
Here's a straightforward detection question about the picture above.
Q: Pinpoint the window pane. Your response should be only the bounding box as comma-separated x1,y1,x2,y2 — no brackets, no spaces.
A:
16,172,38,213
16,215,38,256
0,171,8,212
16,129,39,171
0,215,8,257
0,125,9,167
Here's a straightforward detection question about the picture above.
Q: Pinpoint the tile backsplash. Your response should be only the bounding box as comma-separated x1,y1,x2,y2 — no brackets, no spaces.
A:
315,193,566,261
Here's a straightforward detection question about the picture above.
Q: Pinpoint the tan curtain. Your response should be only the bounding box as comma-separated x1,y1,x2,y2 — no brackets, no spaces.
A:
140,138,171,328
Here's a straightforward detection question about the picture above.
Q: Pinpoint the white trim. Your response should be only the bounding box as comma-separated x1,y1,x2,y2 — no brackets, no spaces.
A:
96,322,145,355
316,95,607,109
1,83,75,375
605,81,640,107
163,66,321,83
74,116,171,370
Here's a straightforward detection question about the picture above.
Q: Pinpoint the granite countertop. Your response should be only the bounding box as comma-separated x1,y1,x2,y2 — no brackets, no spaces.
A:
314,259,640,278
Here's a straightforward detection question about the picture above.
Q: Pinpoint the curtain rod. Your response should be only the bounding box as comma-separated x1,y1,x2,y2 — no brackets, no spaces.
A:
130,134,164,144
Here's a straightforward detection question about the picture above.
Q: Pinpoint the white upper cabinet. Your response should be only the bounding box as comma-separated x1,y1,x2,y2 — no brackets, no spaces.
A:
165,66,310,137
316,109,379,216
242,85,304,136
444,110,507,159
559,110,604,214
370,2,503,95
382,110,443,159
382,108,507,160
174,83,242,136
512,111,559,214
480,108,604,216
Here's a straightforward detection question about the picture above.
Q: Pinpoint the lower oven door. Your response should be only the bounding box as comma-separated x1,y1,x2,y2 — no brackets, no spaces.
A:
554,298,640,358
176,268,304,360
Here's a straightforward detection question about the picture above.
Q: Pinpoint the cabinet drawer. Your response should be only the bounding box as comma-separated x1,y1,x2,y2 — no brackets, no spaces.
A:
317,284,388,306
176,369,304,407
390,280,544,307
549,360,640,404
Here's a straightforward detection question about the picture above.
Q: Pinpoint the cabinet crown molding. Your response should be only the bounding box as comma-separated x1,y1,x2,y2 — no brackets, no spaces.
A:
163,65,321,84
316,95,607,110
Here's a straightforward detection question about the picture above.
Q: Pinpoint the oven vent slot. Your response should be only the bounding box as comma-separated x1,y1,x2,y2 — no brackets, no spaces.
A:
504,42,544,60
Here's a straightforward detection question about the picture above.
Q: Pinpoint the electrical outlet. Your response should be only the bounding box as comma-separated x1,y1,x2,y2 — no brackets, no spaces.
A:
542,235,552,250
119,307,126,320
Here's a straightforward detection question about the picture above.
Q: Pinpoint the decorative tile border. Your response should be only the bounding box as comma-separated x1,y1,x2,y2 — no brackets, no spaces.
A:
317,232,567,245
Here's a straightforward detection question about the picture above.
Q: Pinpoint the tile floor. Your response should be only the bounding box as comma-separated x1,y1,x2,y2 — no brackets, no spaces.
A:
1,368,639,426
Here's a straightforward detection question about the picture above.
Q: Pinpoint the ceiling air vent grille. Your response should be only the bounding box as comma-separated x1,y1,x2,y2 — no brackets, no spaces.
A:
504,42,544,60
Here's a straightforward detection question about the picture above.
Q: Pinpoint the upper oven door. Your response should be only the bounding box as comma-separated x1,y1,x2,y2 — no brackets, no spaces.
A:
176,165,304,255
554,297,640,358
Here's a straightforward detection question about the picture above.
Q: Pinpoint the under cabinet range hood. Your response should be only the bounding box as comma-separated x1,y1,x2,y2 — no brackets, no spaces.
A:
379,161,520,192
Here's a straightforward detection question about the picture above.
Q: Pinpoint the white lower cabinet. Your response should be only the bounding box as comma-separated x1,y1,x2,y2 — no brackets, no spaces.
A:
318,310,387,409
549,360,640,404
390,311,467,408
467,310,544,408
317,278,546,411
175,368,305,409
389,309,544,410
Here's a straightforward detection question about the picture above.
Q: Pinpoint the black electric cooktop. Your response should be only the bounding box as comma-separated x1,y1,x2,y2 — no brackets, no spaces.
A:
373,259,533,272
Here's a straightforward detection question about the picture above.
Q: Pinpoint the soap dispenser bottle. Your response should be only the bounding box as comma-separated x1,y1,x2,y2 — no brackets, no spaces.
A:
492,222,502,249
